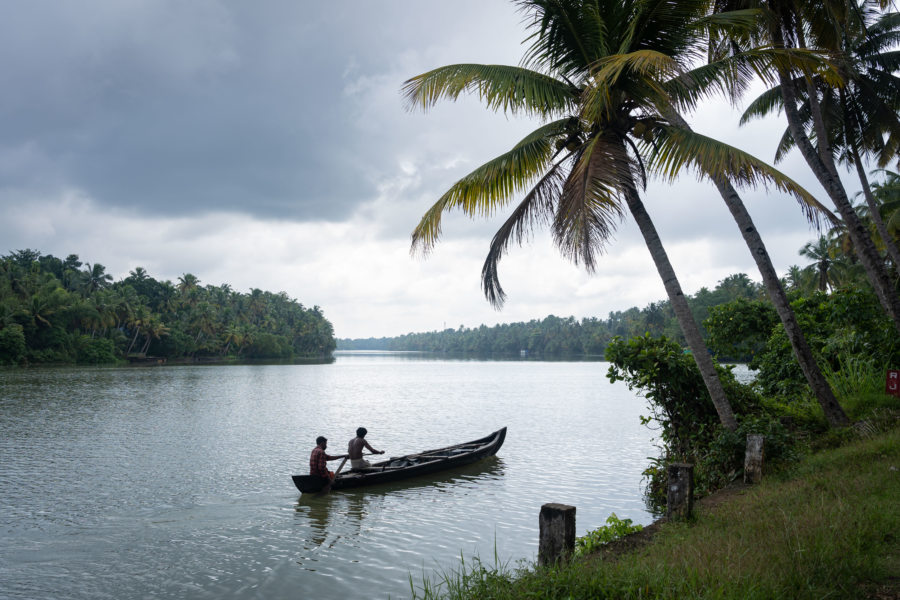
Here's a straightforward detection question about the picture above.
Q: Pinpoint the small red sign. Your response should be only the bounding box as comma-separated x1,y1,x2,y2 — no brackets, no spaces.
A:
887,370,900,398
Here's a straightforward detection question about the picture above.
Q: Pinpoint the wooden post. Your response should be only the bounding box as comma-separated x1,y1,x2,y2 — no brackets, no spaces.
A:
744,434,765,484
666,463,693,520
538,503,576,566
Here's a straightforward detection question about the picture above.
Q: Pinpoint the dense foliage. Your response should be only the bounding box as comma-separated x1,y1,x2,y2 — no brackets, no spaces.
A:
605,334,785,505
710,289,899,399
0,249,336,365
611,284,898,510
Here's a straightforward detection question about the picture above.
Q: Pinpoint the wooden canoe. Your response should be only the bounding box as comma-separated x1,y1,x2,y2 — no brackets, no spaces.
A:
293,426,506,493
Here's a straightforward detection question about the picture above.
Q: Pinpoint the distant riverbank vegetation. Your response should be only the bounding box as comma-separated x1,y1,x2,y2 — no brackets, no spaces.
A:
0,249,336,365
339,218,900,373
339,272,771,359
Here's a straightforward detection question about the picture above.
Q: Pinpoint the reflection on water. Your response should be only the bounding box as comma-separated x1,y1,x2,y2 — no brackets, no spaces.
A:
1,357,655,599
295,459,505,560
333,350,607,363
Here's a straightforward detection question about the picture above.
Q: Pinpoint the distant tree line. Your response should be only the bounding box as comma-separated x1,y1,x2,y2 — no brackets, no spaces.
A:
0,249,336,365
343,162,900,361
340,273,766,358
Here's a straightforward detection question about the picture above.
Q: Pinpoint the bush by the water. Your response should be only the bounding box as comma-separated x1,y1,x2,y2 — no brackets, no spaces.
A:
606,334,803,509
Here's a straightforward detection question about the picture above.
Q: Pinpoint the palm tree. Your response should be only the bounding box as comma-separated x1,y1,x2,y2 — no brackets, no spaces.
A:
799,236,837,291
128,267,149,283
742,8,900,277
176,273,201,311
139,316,170,355
125,305,149,355
404,0,838,430
23,279,72,329
783,264,819,293
81,263,113,296
871,170,900,243
408,2,847,426
663,113,848,427
222,323,243,356
716,0,900,334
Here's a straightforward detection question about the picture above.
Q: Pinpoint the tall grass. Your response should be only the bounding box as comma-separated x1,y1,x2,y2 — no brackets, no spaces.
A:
820,354,882,395
410,427,900,599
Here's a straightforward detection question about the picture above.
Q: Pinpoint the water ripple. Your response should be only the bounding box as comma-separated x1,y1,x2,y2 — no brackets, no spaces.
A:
1,359,656,599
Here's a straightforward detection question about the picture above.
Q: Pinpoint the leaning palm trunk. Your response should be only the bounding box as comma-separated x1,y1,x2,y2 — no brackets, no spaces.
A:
662,111,849,427
619,161,737,430
850,148,900,278
126,327,141,355
778,71,900,335
710,176,848,427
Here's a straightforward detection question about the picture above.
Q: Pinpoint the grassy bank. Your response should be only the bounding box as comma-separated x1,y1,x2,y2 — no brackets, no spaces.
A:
411,424,900,599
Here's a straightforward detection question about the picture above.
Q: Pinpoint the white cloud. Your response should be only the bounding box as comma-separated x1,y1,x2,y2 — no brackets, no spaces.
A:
1,1,864,340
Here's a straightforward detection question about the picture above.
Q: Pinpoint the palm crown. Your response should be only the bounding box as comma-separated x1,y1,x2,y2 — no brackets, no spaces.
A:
405,0,825,307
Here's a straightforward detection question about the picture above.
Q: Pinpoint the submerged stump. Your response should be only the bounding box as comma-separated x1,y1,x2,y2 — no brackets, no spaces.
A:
538,503,576,566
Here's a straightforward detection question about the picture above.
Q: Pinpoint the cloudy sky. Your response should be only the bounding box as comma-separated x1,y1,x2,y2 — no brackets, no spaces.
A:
0,1,855,339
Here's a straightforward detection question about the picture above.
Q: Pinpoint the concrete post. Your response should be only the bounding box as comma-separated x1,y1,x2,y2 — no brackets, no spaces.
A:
744,434,765,484
666,463,694,520
538,503,576,566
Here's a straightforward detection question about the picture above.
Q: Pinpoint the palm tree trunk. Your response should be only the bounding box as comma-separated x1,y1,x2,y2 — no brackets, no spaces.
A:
850,147,900,277
126,328,140,354
621,176,737,430
712,177,849,427
796,28,835,168
777,70,900,335
664,108,849,426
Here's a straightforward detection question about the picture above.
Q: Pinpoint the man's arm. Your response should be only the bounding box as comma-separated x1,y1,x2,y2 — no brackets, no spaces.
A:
325,453,349,461
363,440,384,454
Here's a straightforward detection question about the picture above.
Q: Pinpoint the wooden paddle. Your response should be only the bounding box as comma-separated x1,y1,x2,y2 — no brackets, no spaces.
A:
316,452,379,495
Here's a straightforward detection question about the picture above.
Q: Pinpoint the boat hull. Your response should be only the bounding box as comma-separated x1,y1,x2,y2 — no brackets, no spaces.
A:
293,426,506,493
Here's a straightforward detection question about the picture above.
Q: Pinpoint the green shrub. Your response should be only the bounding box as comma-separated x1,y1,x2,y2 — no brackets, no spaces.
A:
705,298,779,364
699,415,799,493
574,513,643,557
753,289,898,400
244,332,292,358
605,334,805,509
0,324,26,364
74,335,117,364
606,334,759,455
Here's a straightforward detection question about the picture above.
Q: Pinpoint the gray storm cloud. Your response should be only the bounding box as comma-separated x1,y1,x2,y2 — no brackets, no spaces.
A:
0,1,528,222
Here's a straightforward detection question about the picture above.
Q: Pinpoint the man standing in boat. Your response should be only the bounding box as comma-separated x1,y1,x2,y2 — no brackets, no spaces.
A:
309,436,344,481
348,427,384,470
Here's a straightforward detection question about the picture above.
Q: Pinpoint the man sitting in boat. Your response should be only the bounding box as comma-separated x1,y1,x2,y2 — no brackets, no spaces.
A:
348,427,384,471
309,436,344,481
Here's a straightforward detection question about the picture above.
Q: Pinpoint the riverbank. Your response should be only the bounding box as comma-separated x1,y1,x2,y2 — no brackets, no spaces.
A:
412,422,900,599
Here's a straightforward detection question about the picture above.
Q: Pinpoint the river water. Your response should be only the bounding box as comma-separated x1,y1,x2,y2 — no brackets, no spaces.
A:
1,352,668,599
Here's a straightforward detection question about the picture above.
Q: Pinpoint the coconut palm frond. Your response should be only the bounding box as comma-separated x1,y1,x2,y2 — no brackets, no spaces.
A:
411,120,570,255
857,14,900,55
739,82,785,125
518,0,614,77
401,64,575,117
626,0,710,55
665,54,762,110
481,164,569,307
691,8,764,39
649,124,834,226
582,50,676,120
774,124,796,164
553,134,629,271
591,50,681,89
762,46,844,87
